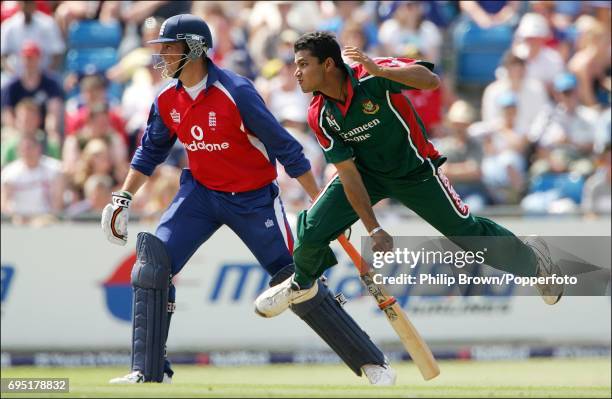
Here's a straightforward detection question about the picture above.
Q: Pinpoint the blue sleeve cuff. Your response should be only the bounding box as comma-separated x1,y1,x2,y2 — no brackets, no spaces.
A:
285,158,311,178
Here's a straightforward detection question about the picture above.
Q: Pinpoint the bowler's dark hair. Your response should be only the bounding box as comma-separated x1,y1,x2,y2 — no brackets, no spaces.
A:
294,31,344,68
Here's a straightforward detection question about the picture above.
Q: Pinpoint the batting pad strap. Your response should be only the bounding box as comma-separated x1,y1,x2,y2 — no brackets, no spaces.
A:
290,281,385,376
131,232,172,383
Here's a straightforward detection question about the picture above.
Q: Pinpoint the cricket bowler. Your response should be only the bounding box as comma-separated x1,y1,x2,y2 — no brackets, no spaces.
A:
101,16,396,385
255,32,565,317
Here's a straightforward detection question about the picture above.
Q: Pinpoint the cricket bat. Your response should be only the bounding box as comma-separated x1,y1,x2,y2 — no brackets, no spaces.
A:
336,234,440,381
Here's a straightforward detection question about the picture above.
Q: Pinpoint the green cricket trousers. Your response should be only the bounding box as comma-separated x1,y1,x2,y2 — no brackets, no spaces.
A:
292,159,538,287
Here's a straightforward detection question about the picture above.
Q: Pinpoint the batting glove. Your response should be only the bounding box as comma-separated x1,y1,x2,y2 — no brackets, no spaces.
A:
101,191,132,246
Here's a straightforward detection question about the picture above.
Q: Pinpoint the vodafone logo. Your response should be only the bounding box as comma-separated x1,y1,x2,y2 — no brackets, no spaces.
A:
191,125,204,140
184,124,230,152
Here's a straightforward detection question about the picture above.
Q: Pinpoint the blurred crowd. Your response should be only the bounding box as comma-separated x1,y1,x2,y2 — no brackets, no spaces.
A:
0,0,610,226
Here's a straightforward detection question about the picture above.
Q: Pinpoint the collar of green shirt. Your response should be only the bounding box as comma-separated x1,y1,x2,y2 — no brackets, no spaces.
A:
314,63,359,117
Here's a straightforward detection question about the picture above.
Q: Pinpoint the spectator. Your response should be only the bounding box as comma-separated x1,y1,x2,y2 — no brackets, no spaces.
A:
54,1,121,35
317,1,378,48
131,164,181,218
521,147,586,214
339,18,376,57
0,0,65,74
106,17,162,84
568,15,611,108
257,29,302,87
108,18,165,144
584,1,611,33
482,51,549,134
70,138,126,202
1,41,64,137
459,1,521,29
120,1,192,25
553,0,584,21
251,1,320,32
1,0,53,23
65,173,114,219
473,92,528,204
246,1,318,69
0,136,64,224
529,73,598,157
63,103,128,177
433,100,490,210
529,0,574,62
1,99,60,167
378,1,443,64
64,74,127,144
119,54,166,155
140,165,181,222
95,0,192,56
420,0,461,29
512,12,565,88
581,144,611,216
260,54,310,125
594,107,611,154
199,5,256,81
198,3,242,67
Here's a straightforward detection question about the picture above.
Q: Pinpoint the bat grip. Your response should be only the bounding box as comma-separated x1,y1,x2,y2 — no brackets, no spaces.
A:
377,296,397,311
336,234,369,275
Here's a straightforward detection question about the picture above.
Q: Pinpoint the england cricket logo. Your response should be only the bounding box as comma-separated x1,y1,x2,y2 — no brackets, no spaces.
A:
362,99,380,115
170,109,181,123
325,110,341,131
208,112,216,128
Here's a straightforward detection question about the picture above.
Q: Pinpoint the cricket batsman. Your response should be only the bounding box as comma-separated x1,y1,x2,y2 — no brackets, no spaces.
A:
101,16,396,385
255,32,565,317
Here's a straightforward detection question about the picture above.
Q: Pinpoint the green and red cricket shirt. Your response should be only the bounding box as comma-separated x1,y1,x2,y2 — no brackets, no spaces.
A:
307,57,442,179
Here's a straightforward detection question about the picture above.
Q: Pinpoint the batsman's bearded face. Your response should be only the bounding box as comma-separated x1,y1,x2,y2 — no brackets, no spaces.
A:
294,50,325,93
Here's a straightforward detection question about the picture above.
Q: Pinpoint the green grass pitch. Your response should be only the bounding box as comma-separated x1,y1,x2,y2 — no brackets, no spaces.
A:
1,358,610,398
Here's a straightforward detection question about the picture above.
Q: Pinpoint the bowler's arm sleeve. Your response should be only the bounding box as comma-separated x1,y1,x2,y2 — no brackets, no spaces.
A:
130,101,177,176
373,57,435,93
234,82,311,178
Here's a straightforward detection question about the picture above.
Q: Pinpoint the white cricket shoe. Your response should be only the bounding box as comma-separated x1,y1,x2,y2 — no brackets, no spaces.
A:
362,363,397,386
524,236,564,305
254,275,318,318
109,370,172,384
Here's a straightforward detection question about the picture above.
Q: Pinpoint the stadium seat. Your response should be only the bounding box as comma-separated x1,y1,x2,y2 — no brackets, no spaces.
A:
107,81,125,103
529,173,585,204
67,20,122,49
453,20,513,85
65,48,118,74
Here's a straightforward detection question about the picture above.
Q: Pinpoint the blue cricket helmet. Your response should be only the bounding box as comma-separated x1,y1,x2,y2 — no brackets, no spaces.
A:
148,14,213,52
149,14,213,78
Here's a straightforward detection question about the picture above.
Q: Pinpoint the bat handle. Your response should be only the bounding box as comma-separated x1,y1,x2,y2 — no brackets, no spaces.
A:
337,234,368,275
